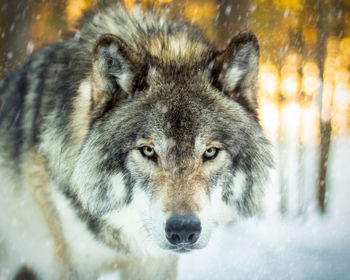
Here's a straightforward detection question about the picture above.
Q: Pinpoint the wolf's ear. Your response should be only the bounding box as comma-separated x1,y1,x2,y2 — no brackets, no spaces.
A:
92,34,146,103
211,31,260,114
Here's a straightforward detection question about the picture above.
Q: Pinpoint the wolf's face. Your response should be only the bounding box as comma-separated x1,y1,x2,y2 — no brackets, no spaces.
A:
71,32,272,253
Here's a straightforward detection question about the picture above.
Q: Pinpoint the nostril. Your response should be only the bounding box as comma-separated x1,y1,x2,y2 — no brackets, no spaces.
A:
188,233,199,243
170,233,181,244
165,215,202,245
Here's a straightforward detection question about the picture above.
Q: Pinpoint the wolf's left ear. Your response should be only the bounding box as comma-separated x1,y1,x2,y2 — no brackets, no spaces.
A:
211,31,260,114
92,34,146,102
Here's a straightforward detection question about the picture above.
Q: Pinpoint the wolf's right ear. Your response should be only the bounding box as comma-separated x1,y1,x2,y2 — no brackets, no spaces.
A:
92,34,146,103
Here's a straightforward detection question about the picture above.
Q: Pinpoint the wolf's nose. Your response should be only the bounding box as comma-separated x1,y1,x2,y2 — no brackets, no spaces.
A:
165,215,201,245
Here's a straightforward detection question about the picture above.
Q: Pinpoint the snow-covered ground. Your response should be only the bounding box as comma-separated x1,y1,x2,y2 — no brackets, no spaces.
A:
178,137,350,280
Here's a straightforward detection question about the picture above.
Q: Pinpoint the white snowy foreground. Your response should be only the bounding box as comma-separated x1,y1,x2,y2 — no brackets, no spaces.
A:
178,137,350,280
178,217,350,280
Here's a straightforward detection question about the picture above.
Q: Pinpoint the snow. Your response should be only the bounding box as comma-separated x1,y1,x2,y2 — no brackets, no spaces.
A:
177,137,350,280
178,216,350,280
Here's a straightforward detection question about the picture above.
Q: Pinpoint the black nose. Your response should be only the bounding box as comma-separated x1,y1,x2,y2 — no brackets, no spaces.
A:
165,215,201,245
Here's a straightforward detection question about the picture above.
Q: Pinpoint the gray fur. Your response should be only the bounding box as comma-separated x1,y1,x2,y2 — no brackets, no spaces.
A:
0,4,272,279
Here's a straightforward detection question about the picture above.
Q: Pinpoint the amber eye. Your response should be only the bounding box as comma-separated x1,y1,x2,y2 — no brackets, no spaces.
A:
203,147,219,161
140,146,156,159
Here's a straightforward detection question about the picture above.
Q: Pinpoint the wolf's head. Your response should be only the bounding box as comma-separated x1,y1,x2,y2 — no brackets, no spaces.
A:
70,30,272,254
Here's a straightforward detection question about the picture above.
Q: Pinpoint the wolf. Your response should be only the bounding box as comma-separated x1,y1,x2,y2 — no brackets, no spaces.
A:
0,3,272,280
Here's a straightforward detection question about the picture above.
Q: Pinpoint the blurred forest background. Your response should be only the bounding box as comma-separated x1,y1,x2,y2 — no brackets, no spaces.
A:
0,0,349,217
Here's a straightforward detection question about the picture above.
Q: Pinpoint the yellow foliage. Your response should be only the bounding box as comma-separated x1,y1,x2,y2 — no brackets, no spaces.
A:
185,3,203,22
273,0,302,11
124,0,135,12
66,0,92,23
303,25,317,45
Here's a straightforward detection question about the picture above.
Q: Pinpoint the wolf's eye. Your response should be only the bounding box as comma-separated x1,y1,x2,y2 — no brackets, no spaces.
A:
203,147,219,161
140,146,156,160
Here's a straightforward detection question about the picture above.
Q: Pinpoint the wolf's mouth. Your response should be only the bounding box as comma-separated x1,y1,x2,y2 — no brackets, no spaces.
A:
166,244,201,253
173,247,192,253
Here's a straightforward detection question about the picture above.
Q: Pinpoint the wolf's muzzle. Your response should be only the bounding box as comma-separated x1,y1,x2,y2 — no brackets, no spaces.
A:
165,215,201,246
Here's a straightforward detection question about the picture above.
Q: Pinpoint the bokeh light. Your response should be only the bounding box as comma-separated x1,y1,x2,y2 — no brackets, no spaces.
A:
259,63,280,101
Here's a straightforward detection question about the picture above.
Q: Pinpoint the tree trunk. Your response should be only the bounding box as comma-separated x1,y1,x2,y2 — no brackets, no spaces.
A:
315,0,343,214
317,121,331,213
